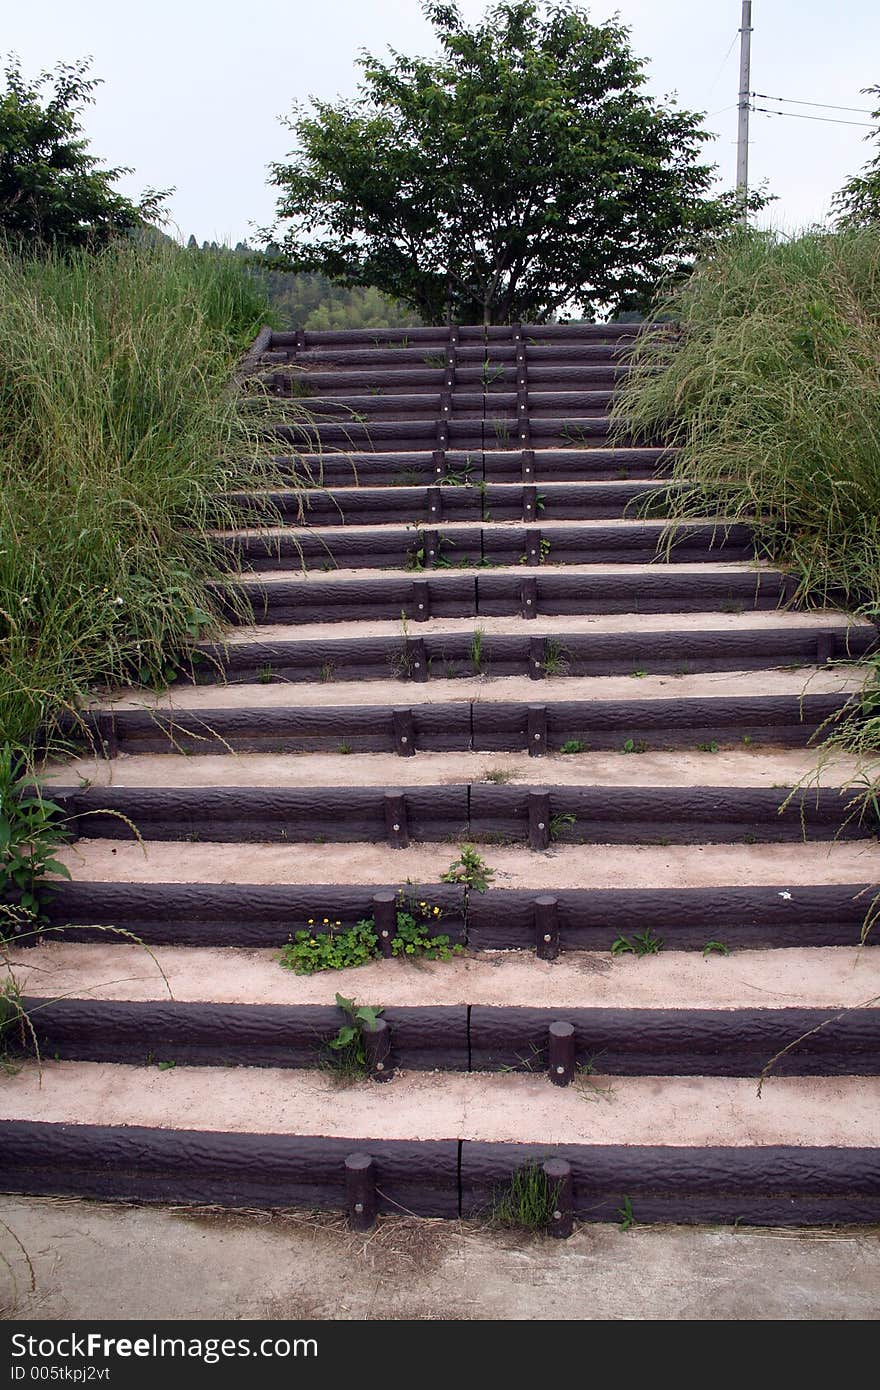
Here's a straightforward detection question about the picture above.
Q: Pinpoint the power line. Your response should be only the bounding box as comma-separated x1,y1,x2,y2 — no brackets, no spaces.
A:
751,91,874,115
752,104,875,128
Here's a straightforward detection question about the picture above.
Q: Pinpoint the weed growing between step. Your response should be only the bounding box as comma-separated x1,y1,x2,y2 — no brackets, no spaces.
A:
324,995,384,1083
0,745,72,926
279,891,462,976
490,1162,562,1234
611,929,664,957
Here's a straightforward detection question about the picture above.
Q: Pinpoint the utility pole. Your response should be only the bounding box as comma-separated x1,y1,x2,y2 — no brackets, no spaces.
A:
736,0,753,218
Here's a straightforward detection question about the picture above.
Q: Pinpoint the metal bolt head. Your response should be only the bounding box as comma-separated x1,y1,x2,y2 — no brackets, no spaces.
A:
556,1065,565,1075
400,736,408,743
375,1061,385,1071
543,933,552,942
381,929,389,938
534,733,541,741
393,823,400,831
354,1202,364,1213
538,821,545,830
553,1210,562,1221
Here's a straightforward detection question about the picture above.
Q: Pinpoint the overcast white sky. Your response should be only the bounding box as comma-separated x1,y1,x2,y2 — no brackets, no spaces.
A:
4,1,879,244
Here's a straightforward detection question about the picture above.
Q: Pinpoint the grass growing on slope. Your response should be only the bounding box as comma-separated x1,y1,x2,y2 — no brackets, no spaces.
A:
612,226,880,611
0,240,286,756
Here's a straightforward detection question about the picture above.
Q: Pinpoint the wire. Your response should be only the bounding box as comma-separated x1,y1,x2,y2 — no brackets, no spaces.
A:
751,91,874,115
751,104,874,128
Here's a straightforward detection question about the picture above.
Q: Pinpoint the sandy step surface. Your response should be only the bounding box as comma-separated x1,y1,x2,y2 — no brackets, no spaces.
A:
42,747,866,790
12,943,879,1011
51,837,880,888
3,1062,879,1146
95,666,865,713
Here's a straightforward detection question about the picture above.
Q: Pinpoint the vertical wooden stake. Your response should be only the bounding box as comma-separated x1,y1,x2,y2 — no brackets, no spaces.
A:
405,637,428,682
534,894,560,960
426,485,443,523
816,632,835,664
432,449,446,478
372,889,397,958
521,580,539,622
363,1018,394,1082
384,790,409,848
392,708,416,758
543,1157,574,1238
93,711,119,758
345,1152,377,1232
521,449,536,481
548,1021,575,1086
422,529,440,568
527,705,547,758
528,789,551,851
528,636,545,678
411,580,431,623
525,528,543,566
522,484,538,523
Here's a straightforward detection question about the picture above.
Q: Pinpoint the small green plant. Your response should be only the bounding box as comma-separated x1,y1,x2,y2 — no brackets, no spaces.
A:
280,919,378,976
390,892,461,960
338,742,353,755
630,669,647,679
617,1196,636,1232
257,664,275,684
492,419,511,448
548,811,576,841
540,638,570,677
611,929,664,957
440,845,495,893
559,739,585,755
156,1060,177,1071
697,741,720,753
519,537,552,565
703,940,731,956
490,1161,561,1231
325,994,384,1082
0,746,72,924
483,767,520,785
741,734,753,747
470,626,485,675
318,662,335,683
621,738,648,754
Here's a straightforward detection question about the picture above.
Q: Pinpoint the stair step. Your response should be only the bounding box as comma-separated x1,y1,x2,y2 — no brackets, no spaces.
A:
2,1066,879,1224
273,446,674,486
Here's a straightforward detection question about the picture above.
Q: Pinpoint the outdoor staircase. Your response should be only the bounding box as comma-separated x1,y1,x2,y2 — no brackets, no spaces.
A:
3,322,880,1226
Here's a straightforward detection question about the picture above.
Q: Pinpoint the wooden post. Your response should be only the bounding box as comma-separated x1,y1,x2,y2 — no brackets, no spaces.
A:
384,790,409,848
517,390,531,447
534,893,560,960
528,789,551,851
422,529,440,568
392,708,416,758
93,711,118,758
432,449,446,478
522,484,538,523
521,580,539,622
521,449,536,481
345,1152,377,1232
548,1021,575,1086
372,889,397,958
405,637,428,682
527,705,547,758
426,485,443,523
363,1018,394,1082
529,636,545,678
525,529,543,566
543,1157,574,1238
411,580,431,623
816,632,835,664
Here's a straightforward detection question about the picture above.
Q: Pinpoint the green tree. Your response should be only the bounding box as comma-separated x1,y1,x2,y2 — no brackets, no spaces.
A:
834,85,880,227
269,0,757,324
0,56,168,251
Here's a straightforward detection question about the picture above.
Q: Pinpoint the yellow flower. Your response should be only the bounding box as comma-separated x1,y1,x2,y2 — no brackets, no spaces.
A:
419,901,427,907
433,907,441,915
309,938,316,945
335,920,341,926
307,919,314,925
323,918,329,924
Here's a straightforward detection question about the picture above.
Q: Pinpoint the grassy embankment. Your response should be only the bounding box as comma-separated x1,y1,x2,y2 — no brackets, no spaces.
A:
0,240,284,759
612,225,880,769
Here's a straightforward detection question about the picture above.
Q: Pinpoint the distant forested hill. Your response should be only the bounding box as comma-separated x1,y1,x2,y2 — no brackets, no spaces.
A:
188,239,421,329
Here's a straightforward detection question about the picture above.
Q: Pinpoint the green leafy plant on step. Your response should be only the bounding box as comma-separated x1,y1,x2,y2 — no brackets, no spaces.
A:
324,994,384,1083
697,741,720,753
440,845,495,893
490,1161,562,1232
630,669,647,679
611,928,664,957
540,638,570,677
390,891,461,960
559,739,586,755
257,664,275,684
318,662,335,683
280,919,379,976
0,745,72,926
519,537,552,565
621,738,648,754
703,940,731,956
483,767,520,785
617,1196,636,1232
548,812,577,841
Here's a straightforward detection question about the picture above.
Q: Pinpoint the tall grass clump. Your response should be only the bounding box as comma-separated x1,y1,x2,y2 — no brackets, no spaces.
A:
0,239,285,757
612,225,880,611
